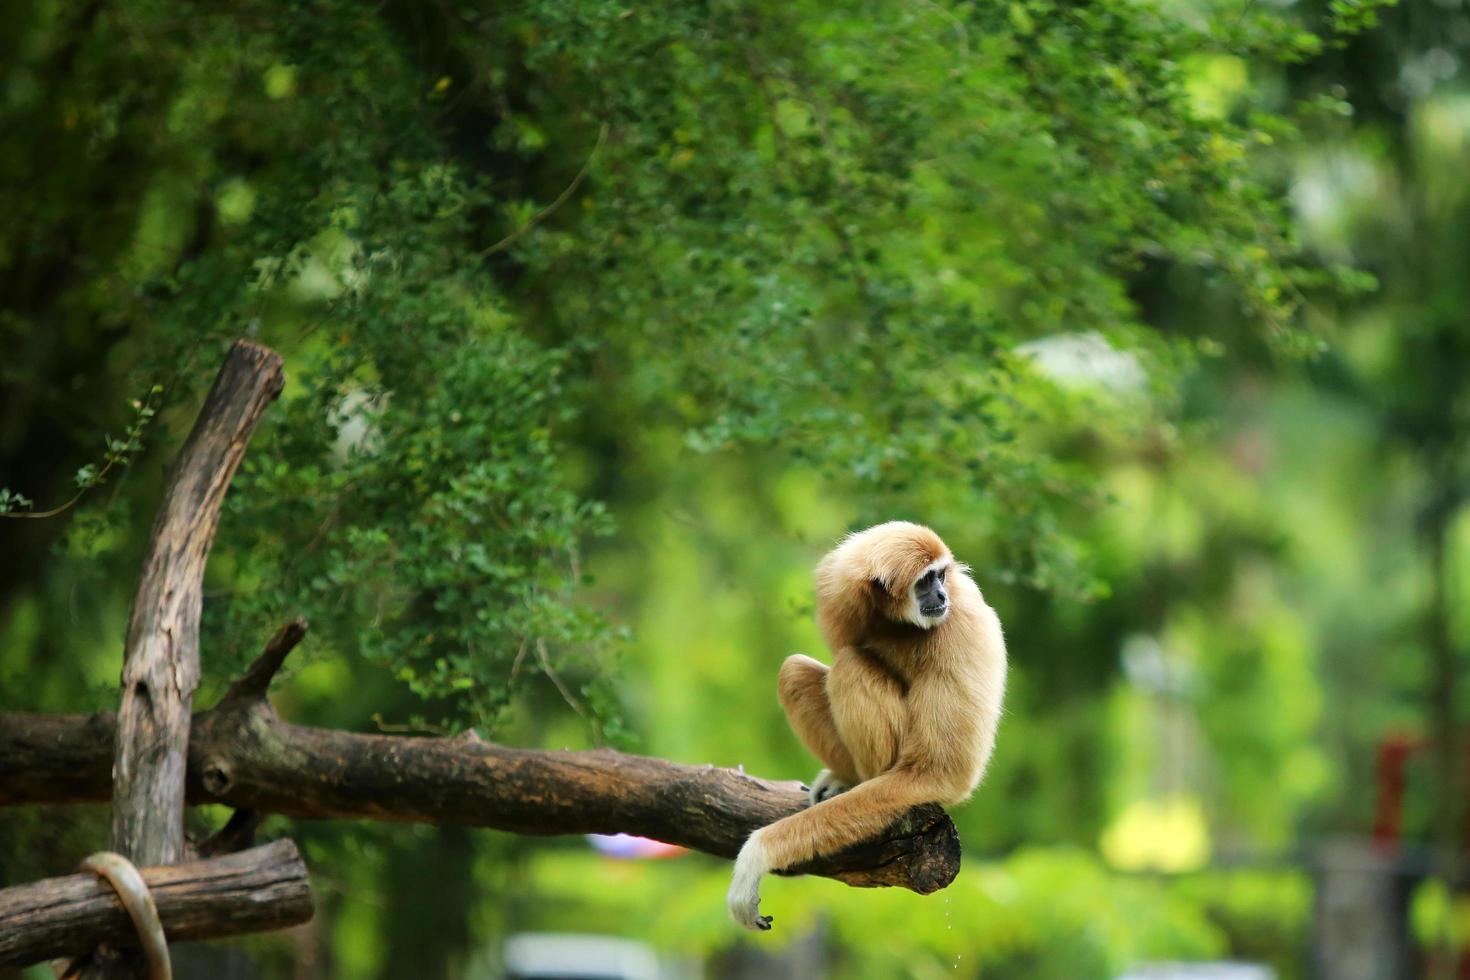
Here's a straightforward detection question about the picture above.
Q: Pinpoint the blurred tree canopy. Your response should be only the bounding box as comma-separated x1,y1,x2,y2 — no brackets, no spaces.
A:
1,0,1362,723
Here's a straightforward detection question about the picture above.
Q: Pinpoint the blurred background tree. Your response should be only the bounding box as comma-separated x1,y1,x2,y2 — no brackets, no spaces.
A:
4,0,1468,977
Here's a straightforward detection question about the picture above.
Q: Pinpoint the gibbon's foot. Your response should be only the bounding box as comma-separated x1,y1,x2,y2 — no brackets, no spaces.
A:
809,768,853,805
730,897,772,932
728,830,775,932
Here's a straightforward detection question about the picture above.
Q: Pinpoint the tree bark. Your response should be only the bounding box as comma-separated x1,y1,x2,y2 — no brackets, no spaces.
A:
88,339,285,978
110,339,284,868
0,706,961,894
0,841,313,969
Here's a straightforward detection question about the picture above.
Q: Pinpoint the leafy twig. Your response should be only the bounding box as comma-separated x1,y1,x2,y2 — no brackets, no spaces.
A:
1,385,165,520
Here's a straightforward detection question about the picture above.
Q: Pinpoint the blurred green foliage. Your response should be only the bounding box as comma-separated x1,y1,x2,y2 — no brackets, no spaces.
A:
1,0,1343,730
7,0,1470,977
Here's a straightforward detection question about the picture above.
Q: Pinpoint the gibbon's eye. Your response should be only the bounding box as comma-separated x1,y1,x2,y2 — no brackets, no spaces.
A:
935,565,947,581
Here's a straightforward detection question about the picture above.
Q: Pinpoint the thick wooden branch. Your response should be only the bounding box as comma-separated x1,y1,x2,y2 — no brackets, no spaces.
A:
112,339,284,868
0,706,961,893
0,841,313,969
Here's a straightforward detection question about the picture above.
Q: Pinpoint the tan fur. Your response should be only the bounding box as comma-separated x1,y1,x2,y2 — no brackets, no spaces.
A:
728,521,1007,930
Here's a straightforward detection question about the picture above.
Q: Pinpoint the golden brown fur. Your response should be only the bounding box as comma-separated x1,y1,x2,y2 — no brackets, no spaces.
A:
728,521,1007,930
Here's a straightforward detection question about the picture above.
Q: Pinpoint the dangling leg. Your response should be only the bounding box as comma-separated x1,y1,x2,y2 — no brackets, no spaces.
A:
732,654,887,931
730,768,935,931
777,654,858,802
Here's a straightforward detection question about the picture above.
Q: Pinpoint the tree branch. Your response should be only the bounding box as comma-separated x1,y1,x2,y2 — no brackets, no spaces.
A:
0,841,313,969
218,619,308,707
0,705,961,893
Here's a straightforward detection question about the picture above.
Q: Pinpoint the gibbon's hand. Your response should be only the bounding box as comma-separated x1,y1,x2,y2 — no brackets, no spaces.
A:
808,768,852,806
727,830,774,931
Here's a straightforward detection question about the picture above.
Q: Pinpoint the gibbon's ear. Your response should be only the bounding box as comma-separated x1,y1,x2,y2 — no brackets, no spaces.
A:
868,576,888,595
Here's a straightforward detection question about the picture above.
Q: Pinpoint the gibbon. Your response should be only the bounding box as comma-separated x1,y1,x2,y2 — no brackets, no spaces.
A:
727,521,1007,930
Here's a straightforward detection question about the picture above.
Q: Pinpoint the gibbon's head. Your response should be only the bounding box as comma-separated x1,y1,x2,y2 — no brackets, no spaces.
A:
818,521,957,631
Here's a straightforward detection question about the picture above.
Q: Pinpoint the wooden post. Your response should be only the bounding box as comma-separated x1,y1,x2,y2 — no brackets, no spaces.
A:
88,340,285,976
110,340,284,865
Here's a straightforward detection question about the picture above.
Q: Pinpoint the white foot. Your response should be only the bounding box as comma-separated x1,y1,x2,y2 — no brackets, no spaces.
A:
809,769,853,805
727,830,774,931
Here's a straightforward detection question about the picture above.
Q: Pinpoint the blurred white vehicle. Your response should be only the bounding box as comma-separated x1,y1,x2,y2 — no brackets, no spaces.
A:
502,933,663,980
1116,964,1276,980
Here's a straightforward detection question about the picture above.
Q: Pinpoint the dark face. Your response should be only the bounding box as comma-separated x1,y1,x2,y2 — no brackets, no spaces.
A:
914,564,948,620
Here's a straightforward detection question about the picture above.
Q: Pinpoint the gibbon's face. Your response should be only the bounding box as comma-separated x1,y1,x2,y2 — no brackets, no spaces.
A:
869,559,950,629
835,520,956,631
903,559,950,629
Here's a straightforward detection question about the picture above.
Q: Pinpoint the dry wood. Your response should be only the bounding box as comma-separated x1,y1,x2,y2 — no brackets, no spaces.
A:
0,841,313,969
84,340,285,979
110,339,284,868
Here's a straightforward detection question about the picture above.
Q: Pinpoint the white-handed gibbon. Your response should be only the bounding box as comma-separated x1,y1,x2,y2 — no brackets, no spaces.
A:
727,521,1007,930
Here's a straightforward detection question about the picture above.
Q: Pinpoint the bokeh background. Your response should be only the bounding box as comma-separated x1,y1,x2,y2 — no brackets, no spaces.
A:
2,0,1468,977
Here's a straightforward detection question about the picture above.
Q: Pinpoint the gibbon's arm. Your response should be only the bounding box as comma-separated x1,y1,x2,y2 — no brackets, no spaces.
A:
827,646,907,782
727,766,938,931
896,675,995,803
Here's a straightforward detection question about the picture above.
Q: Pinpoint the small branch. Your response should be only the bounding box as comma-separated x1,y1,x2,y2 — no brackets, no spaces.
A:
534,638,586,719
0,840,313,969
220,619,309,706
477,123,609,258
370,714,453,736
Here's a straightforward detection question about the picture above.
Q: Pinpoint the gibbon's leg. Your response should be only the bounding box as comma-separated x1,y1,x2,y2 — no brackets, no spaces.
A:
777,654,860,798
728,768,933,931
